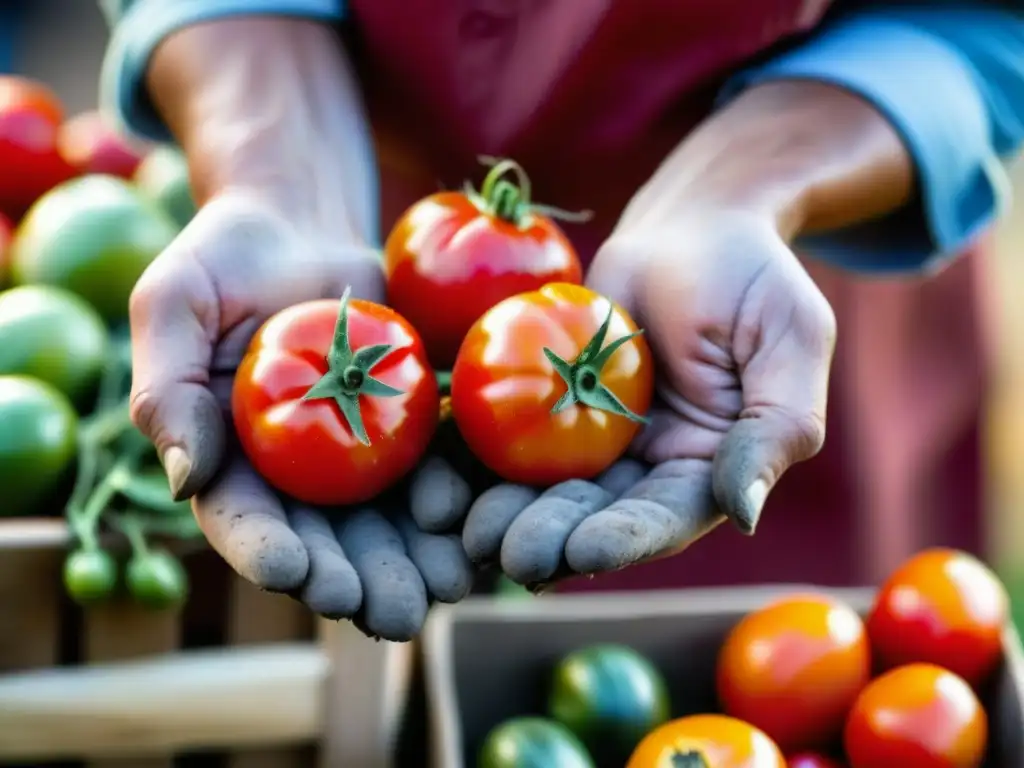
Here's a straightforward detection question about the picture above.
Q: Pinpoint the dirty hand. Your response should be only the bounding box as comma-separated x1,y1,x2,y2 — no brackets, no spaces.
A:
129,193,474,639
463,207,836,587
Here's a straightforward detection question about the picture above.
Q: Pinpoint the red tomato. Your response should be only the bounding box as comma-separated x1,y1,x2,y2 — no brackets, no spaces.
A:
232,289,439,506
626,714,786,768
867,548,1008,688
384,158,584,368
788,753,846,768
844,663,987,768
0,212,11,287
450,282,653,485
0,77,76,219
59,110,148,179
716,594,871,753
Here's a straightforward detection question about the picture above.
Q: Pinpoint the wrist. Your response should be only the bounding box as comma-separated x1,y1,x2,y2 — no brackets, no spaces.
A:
148,17,378,244
632,81,912,243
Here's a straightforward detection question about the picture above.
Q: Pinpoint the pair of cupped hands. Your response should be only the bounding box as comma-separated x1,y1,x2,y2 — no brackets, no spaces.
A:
128,182,836,642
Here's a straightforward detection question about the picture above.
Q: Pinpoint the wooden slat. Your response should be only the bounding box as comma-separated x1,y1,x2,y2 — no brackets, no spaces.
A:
0,644,327,760
226,577,315,768
0,546,63,672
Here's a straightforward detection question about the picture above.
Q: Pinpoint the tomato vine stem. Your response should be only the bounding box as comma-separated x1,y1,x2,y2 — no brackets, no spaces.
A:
470,156,593,228
302,287,404,445
542,302,648,424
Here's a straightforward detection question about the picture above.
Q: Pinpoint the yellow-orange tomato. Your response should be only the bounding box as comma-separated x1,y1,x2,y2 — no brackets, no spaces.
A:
844,663,987,768
451,283,653,485
867,548,1008,688
716,594,871,753
627,714,785,768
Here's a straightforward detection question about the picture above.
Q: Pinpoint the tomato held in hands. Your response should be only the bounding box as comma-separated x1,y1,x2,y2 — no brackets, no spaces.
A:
0,77,76,219
384,158,585,368
844,663,987,768
867,548,1008,688
451,283,653,485
716,594,871,753
59,110,148,179
626,714,786,768
233,289,439,506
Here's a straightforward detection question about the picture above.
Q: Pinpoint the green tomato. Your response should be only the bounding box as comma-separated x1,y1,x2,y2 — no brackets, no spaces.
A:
134,146,196,229
63,548,118,604
0,375,77,516
126,549,188,610
548,644,670,764
10,175,179,325
478,718,594,768
0,285,109,406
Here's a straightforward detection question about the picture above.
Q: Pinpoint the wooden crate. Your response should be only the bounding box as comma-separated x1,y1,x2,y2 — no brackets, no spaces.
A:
424,586,1024,768
0,519,414,767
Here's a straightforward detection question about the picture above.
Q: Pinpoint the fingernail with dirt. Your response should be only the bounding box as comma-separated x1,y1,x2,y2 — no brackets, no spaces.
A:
162,446,193,500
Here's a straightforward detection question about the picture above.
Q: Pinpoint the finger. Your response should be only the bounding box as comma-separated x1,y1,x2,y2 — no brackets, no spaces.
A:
500,480,613,585
565,459,724,573
715,262,835,534
289,506,362,618
593,458,649,498
129,240,224,500
394,515,474,603
462,484,539,564
408,456,472,533
192,451,309,591
335,509,428,642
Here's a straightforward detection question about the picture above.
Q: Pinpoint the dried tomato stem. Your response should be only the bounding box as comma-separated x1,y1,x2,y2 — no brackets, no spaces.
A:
542,302,649,424
302,287,404,445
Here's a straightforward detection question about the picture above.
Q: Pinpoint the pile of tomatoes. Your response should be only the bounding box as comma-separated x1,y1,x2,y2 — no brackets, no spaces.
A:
476,547,1010,768
0,75,197,609
232,157,654,504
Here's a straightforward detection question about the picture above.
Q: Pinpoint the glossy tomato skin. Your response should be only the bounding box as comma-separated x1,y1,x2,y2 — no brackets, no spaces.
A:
232,299,439,506
451,283,652,485
59,110,147,179
844,663,987,768
787,753,846,768
384,191,583,368
0,77,76,219
867,548,1008,688
626,714,786,768
716,594,871,753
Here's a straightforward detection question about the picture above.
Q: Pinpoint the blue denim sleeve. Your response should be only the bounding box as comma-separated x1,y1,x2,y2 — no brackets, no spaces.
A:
99,0,345,142
722,3,1024,274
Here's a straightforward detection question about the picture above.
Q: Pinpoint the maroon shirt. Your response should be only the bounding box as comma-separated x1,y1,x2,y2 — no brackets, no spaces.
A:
344,0,990,588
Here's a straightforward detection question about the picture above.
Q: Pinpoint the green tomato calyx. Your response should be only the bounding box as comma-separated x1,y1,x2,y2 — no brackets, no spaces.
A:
303,287,404,446
672,751,709,768
542,301,648,424
469,156,593,228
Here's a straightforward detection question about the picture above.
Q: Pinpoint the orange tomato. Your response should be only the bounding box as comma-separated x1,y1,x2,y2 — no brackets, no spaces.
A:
867,548,1008,688
716,594,871,753
626,714,785,768
844,663,987,768
451,283,653,485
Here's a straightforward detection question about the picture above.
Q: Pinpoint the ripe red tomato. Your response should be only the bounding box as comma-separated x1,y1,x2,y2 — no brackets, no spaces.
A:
626,714,786,768
0,77,76,219
450,282,653,485
788,753,846,768
59,110,148,179
844,663,987,768
716,594,871,753
384,158,584,368
232,289,439,506
867,548,1008,688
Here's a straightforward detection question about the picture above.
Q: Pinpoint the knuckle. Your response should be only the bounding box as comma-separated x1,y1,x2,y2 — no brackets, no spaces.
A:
787,409,827,460
797,288,838,356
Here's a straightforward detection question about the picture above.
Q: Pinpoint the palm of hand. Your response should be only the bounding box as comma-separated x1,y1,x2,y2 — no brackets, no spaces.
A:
462,214,836,588
130,194,474,640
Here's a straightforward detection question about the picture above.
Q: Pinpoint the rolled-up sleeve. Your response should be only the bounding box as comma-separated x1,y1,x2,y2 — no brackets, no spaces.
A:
100,0,345,141
722,3,1024,274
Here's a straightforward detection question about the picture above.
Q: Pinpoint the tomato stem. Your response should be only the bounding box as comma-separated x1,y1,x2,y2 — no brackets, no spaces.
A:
542,302,648,424
434,370,452,395
671,752,709,768
302,287,405,446
472,156,594,227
